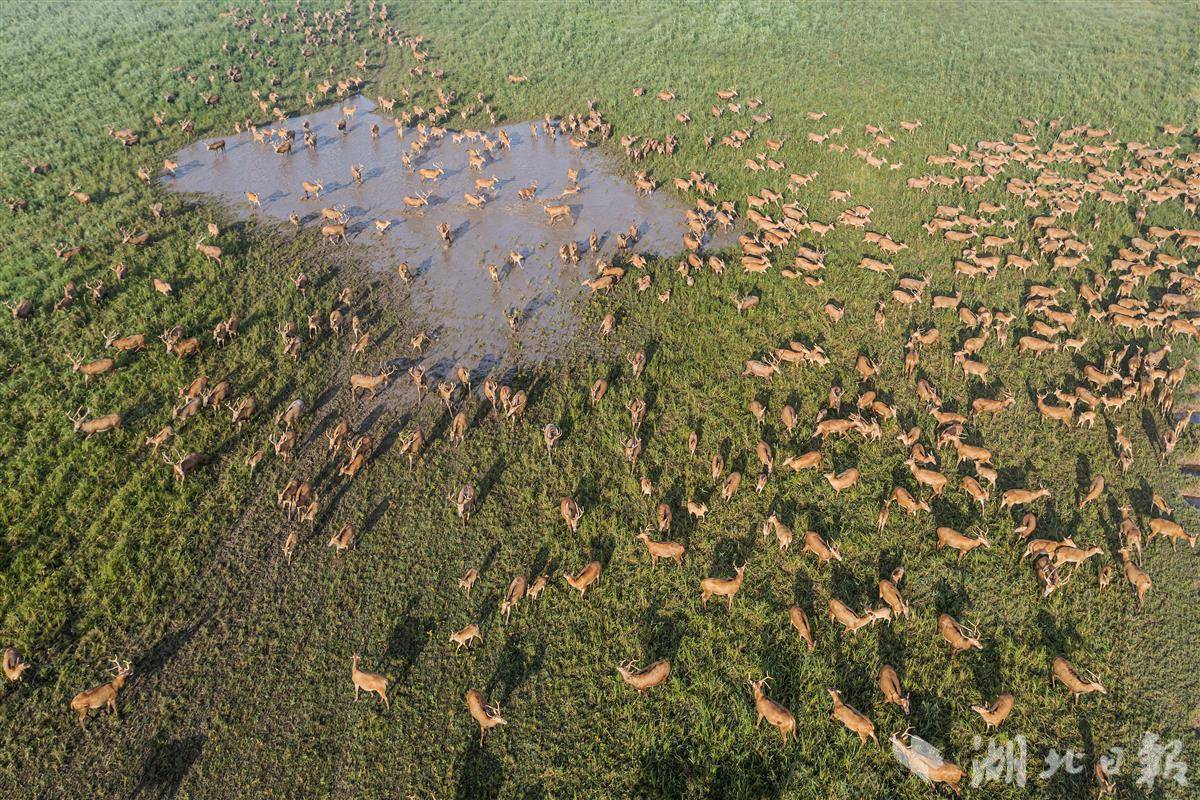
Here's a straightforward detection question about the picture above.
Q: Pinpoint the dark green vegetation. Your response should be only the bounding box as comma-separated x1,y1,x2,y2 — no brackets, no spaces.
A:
1,1,1198,798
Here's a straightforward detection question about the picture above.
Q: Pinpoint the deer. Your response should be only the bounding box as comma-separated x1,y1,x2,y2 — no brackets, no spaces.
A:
67,352,115,383
824,467,859,493
936,527,990,559
879,665,909,713
466,689,507,745
636,527,684,566
560,497,583,533
617,659,670,692
829,689,877,745
878,568,910,618
457,568,480,599
828,599,891,633
327,523,357,555
450,624,482,651
802,531,842,566
938,614,982,656
67,407,121,437
972,693,1014,731
3,647,29,682
301,180,323,199
70,658,132,729
416,163,444,182
1148,518,1197,549
700,563,746,609
163,449,205,482
1001,487,1050,510
350,653,389,709
1118,547,1152,607
543,202,573,224
783,605,815,650
195,238,222,264
1052,544,1104,571
349,365,397,398
747,675,797,743
890,728,966,795
1052,656,1105,702
494,574,527,624
67,184,90,206
563,561,601,597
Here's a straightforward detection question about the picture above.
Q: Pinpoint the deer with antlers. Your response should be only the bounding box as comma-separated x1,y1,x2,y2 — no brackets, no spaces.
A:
1052,656,1106,702
349,365,397,399
67,407,121,438
466,689,507,745
163,449,205,482
972,693,1014,731
70,658,132,730
563,561,601,597
748,675,796,743
67,352,115,384
938,614,982,656
195,237,222,264
890,728,966,795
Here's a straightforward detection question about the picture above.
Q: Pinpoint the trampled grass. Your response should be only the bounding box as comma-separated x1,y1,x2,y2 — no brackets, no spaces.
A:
0,1,1197,798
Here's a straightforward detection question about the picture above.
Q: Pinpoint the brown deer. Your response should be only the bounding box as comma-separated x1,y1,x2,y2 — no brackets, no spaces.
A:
829,688,877,745
936,527,990,559
466,690,507,745
450,624,482,651
350,653,389,709
1051,656,1105,702
748,675,797,743
878,665,909,713
501,576,527,623
971,693,1014,730
68,353,115,383
789,606,815,650
563,561,601,597
1118,547,1152,608
801,531,842,566
700,563,746,608
890,728,965,795
349,365,397,398
69,658,132,729
67,407,121,437
560,497,583,532
636,527,684,567
937,614,982,656
1001,487,1050,510
3,647,29,682
616,659,671,692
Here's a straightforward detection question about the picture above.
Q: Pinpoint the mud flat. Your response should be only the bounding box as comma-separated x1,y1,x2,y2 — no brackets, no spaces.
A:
165,95,714,376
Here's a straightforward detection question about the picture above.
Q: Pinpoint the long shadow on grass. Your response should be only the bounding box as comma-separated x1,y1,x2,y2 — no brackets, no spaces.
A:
130,732,206,800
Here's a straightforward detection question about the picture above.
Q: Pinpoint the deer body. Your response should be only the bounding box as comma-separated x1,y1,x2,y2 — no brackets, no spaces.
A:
829,688,876,744
351,654,389,708
1052,656,1105,702
466,689,506,744
616,659,670,692
879,665,909,713
972,693,1014,730
70,660,131,729
750,676,796,743
700,563,746,608
563,561,601,597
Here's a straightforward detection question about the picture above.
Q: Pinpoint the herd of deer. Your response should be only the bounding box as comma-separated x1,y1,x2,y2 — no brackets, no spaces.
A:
5,2,1196,792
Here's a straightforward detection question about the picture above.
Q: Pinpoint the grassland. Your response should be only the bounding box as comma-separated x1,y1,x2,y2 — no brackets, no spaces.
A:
0,1,1198,798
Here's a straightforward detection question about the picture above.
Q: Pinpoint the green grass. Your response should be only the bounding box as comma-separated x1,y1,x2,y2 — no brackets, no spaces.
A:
0,1,1198,798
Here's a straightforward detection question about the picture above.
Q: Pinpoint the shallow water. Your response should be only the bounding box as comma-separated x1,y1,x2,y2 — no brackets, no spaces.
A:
165,95,706,376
